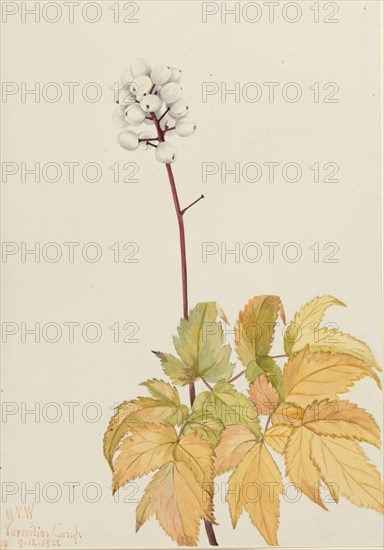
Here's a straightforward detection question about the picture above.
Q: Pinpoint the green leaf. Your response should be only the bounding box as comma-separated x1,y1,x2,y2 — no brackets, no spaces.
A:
140,378,188,413
103,381,188,469
192,382,261,437
153,352,196,385
155,302,234,386
246,356,283,401
183,411,224,447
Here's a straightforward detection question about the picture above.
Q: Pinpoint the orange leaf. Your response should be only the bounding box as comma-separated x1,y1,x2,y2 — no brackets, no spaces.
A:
248,374,279,415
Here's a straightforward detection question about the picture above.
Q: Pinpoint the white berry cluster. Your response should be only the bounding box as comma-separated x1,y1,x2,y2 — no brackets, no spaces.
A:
113,59,197,164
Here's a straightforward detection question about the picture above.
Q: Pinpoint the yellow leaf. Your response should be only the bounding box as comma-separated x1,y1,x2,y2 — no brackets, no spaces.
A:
264,424,294,454
302,399,381,448
285,427,327,510
235,295,285,367
112,424,176,493
248,374,279,415
293,328,381,385
227,441,283,546
311,437,384,513
214,425,257,475
104,388,186,469
174,433,214,491
284,295,345,355
283,398,383,511
136,460,215,546
282,347,378,407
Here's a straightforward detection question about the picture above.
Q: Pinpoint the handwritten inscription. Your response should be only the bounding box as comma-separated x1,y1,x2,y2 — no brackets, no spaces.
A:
1,505,82,548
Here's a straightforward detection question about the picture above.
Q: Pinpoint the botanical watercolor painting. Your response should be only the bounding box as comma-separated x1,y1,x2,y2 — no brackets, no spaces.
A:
103,59,383,547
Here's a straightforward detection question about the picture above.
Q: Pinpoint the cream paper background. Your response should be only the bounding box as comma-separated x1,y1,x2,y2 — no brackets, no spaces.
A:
1,0,383,548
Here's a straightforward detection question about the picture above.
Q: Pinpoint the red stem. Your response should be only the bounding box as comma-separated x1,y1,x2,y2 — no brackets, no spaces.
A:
151,112,218,546
165,163,189,319
204,521,218,546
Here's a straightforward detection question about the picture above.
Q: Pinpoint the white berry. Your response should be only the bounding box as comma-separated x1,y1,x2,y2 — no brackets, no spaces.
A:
124,104,146,126
175,117,197,137
151,65,171,85
160,82,182,105
133,75,152,96
114,62,196,155
169,98,189,119
139,94,162,113
139,131,156,150
130,58,151,78
155,142,177,164
113,107,128,128
118,130,139,151
168,67,182,83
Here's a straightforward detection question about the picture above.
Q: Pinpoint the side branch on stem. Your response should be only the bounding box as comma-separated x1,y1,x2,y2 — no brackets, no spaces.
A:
201,377,213,391
181,194,204,215
158,108,170,123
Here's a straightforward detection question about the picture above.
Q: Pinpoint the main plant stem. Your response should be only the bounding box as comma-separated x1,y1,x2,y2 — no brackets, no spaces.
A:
151,113,218,546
